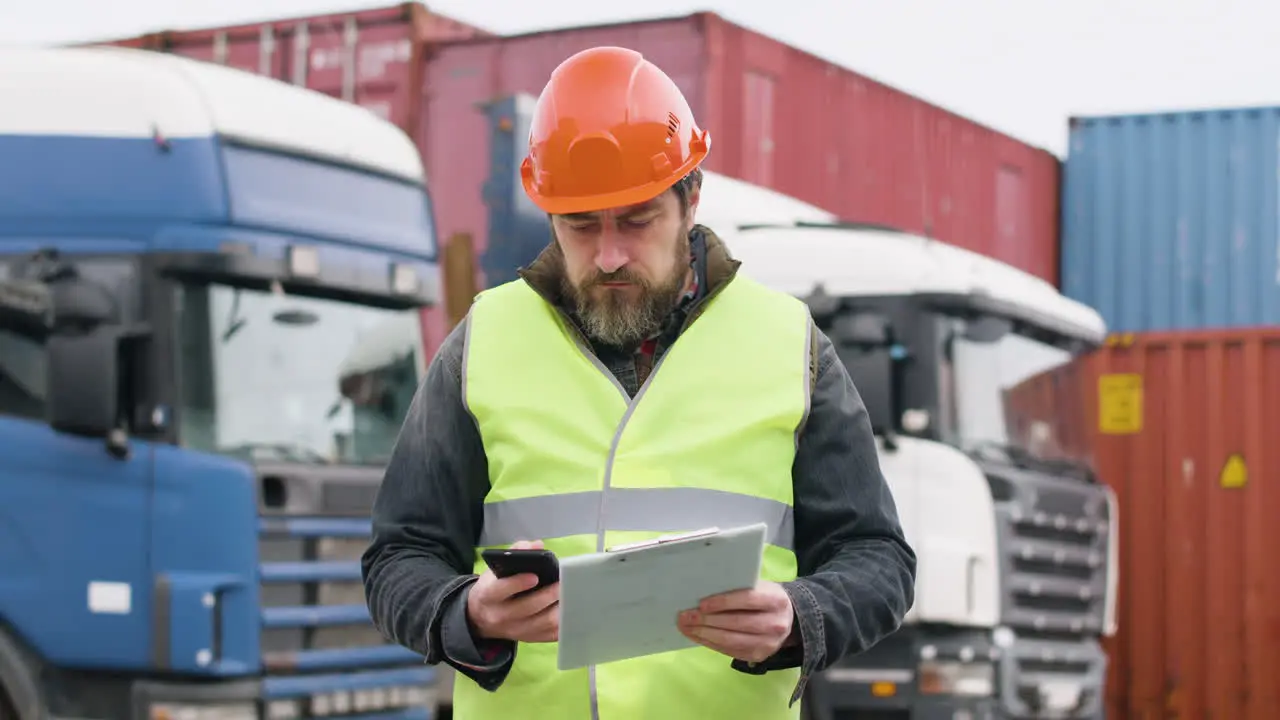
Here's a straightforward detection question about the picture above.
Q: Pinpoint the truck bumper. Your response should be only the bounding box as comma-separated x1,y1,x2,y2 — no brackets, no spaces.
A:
803,626,1003,720
127,678,260,720
909,698,999,720
804,671,997,720
46,675,434,720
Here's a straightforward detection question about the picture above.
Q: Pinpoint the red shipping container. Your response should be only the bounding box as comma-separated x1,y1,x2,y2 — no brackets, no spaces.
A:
101,2,490,134
1003,329,1280,720
420,13,1062,280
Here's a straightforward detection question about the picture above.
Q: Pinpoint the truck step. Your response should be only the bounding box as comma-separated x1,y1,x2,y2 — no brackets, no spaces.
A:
262,665,436,699
260,560,362,583
263,644,424,673
325,710,430,720
1008,574,1100,602
263,603,371,627
259,516,373,538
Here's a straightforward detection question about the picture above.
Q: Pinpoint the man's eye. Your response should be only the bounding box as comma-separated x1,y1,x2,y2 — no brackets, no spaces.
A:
623,217,654,228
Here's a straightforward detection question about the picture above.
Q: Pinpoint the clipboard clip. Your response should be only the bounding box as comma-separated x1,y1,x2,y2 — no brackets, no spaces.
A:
606,527,721,553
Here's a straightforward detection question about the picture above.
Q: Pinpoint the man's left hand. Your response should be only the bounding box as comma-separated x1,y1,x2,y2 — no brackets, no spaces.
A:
677,581,796,664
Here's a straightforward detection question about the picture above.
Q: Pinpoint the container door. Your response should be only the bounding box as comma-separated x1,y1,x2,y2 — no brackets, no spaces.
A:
741,70,776,188
995,164,1031,273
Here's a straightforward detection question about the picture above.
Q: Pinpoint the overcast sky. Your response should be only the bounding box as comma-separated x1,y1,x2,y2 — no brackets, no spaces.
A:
2,0,1271,156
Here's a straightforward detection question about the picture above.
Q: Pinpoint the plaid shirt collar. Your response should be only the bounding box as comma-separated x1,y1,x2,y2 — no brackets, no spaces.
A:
638,232,706,356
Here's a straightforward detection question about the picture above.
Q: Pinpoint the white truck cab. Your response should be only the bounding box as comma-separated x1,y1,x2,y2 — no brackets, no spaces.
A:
718,217,1118,720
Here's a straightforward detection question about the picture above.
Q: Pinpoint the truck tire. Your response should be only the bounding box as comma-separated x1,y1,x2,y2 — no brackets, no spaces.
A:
799,683,837,720
0,687,16,720
0,626,44,720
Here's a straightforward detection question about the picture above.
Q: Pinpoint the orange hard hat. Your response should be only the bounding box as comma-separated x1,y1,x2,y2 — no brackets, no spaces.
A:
520,46,711,215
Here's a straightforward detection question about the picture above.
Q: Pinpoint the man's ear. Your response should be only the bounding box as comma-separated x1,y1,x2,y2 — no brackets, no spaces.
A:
685,183,701,225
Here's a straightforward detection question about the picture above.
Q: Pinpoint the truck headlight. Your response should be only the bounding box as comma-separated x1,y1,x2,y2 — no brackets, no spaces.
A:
918,660,995,697
390,262,421,295
286,245,321,278
266,700,300,720
150,703,257,720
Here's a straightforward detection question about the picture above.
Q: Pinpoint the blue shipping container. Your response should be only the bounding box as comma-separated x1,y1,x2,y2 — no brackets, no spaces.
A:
480,93,550,288
1061,106,1280,332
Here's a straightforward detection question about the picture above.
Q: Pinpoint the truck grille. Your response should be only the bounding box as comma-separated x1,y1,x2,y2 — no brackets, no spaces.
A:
256,462,436,719
987,468,1113,636
998,635,1108,718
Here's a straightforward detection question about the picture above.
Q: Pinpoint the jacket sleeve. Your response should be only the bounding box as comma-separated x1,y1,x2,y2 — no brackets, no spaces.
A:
733,323,917,704
361,318,516,690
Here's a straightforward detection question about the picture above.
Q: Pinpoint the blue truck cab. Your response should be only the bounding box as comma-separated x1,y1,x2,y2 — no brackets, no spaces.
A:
0,46,439,720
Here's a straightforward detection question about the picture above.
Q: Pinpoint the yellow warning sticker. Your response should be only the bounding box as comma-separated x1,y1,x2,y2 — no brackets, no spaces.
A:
1098,373,1143,435
1219,454,1247,489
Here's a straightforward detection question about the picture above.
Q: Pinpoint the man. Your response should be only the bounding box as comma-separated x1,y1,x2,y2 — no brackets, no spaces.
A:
362,45,916,719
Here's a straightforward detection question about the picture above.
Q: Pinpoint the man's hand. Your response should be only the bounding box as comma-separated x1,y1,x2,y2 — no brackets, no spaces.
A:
676,580,796,664
466,540,560,643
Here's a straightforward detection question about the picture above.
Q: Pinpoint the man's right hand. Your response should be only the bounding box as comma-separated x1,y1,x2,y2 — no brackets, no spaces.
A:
466,540,560,643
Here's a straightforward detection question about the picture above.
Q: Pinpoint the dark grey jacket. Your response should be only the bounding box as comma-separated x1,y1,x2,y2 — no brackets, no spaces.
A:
361,227,916,706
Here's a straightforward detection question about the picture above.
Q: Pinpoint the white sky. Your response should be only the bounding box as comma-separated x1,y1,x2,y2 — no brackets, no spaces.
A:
2,0,1272,156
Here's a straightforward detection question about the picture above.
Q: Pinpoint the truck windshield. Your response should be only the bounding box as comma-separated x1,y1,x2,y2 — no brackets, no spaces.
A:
938,313,1080,456
174,281,421,465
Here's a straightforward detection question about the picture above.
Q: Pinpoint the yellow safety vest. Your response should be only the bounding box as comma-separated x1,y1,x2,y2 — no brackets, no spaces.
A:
455,273,812,720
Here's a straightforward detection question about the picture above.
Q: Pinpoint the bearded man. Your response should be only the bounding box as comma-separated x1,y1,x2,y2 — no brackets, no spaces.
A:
362,45,916,720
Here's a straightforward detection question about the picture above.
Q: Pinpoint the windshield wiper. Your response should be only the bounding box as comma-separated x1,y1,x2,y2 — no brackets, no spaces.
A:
969,440,1096,483
221,288,247,343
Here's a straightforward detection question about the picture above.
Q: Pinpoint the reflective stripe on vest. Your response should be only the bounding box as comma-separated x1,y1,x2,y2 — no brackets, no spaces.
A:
478,487,795,551
456,274,812,720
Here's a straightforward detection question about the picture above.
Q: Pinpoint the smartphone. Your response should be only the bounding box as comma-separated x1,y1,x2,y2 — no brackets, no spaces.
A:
481,548,560,597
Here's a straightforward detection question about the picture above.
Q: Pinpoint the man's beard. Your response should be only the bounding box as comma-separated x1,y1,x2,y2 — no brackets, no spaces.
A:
556,232,690,349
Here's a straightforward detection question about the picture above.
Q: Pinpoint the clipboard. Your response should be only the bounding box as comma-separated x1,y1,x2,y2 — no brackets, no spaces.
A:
555,522,767,671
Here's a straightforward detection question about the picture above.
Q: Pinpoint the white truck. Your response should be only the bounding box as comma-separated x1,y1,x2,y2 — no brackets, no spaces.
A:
718,205,1118,719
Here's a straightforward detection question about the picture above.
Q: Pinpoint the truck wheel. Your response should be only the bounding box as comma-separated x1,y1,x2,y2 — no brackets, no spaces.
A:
0,687,15,720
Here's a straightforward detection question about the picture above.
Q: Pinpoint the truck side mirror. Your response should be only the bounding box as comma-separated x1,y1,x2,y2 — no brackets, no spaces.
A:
803,284,842,324
830,311,899,443
962,315,1012,343
838,344,895,436
46,324,150,457
47,327,121,438
833,311,891,348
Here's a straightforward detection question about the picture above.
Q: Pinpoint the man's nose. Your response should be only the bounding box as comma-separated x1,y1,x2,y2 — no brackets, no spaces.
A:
595,233,629,273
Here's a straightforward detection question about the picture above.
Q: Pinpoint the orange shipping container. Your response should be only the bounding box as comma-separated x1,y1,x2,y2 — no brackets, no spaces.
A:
1003,328,1280,720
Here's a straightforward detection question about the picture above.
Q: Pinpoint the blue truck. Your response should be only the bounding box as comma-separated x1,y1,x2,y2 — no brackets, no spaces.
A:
0,46,440,719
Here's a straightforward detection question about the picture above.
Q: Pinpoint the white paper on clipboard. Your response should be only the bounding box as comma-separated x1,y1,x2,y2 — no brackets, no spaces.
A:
555,522,767,671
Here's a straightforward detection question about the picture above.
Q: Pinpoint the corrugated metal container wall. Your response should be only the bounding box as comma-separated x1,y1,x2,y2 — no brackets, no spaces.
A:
421,12,1062,285
717,20,1063,284
1003,329,1280,720
1061,108,1280,333
101,3,489,133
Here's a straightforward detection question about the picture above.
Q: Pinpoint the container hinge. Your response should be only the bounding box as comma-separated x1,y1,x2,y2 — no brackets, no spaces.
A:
342,16,359,103
212,31,228,65
291,22,310,87
258,25,276,76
